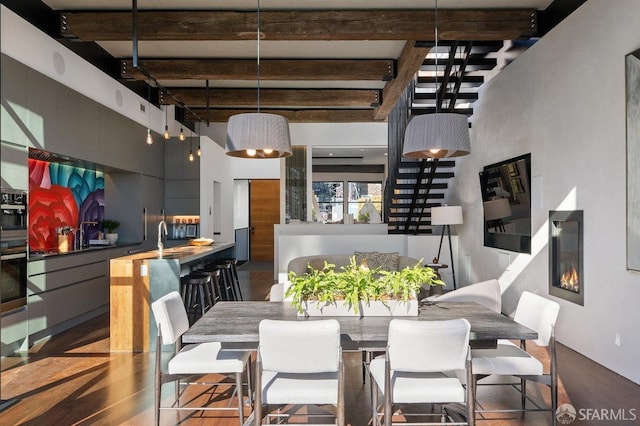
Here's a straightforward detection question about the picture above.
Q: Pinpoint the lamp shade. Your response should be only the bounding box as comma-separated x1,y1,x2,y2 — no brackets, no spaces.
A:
483,198,512,220
403,113,471,158
226,113,292,158
431,205,463,226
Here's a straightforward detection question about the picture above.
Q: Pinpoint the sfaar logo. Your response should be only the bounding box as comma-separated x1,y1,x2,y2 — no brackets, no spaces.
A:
556,404,577,424
556,403,638,424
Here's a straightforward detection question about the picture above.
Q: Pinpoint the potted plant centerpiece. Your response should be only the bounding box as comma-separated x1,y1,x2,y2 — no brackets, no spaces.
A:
286,256,444,317
101,219,120,245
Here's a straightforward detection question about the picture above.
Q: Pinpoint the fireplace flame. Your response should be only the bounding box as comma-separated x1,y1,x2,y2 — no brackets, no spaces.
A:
560,266,580,292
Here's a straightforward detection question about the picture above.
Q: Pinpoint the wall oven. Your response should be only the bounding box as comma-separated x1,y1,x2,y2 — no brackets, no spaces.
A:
1,189,28,312
1,189,27,239
1,235,27,312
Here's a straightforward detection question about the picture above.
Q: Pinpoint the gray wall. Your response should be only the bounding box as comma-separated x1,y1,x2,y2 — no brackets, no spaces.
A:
165,136,200,216
450,0,640,384
1,54,164,177
1,53,165,248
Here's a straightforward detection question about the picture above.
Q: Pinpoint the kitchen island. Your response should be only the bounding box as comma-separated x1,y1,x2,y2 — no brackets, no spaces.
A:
109,242,234,352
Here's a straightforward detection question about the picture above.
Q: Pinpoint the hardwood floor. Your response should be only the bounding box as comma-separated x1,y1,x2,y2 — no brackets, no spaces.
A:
1,262,638,425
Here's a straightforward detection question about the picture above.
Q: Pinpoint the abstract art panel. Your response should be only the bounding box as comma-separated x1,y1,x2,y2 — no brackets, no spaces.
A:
28,159,104,252
627,50,640,271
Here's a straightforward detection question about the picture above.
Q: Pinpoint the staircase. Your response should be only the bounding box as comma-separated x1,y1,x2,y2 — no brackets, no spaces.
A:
385,41,503,234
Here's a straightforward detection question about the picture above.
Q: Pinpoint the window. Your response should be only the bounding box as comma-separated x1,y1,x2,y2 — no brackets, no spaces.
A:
312,181,344,223
313,180,382,223
349,181,382,223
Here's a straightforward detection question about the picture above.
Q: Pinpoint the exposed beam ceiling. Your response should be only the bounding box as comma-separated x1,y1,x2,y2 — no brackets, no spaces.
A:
60,9,536,41
4,1,586,123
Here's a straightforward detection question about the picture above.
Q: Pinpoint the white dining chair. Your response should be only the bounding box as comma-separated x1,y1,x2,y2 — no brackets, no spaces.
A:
268,283,284,301
370,318,474,426
471,291,560,425
151,291,252,426
254,319,344,425
425,279,502,313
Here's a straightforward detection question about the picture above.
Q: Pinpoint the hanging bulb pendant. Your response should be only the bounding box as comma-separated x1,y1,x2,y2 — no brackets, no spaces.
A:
197,146,202,157
146,128,153,145
163,125,170,139
179,127,185,141
189,151,194,162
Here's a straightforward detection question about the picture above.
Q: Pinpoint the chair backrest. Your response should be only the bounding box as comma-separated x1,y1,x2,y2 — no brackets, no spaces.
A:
388,318,470,373
513,291,560,346
429,279,502,313
259,319,340,374
269,283,285,302
151,291,190,345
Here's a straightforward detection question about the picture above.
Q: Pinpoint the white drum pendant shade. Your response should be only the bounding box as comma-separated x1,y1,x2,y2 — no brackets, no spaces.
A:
226,113,292,158
403,113,471,159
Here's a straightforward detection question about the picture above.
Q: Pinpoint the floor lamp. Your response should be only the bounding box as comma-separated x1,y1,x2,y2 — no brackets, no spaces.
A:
431,205,463,289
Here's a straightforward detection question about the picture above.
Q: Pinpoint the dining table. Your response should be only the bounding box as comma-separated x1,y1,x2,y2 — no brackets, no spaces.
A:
182,300,537,426
183,300,538,350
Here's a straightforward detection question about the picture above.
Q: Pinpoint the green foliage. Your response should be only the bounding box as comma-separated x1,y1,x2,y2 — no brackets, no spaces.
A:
100,219,120,233
286,256,444,314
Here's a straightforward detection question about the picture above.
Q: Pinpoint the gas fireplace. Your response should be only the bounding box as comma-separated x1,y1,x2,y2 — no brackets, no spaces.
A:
549,210,584,305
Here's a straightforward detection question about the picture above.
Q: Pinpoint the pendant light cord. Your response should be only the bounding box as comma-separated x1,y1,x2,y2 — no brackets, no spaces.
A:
257,0,261,114
435,0,439,114
147,77,151,128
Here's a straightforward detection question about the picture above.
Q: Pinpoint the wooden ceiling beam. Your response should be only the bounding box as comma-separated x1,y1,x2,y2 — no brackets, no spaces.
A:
61,9,537,41
120,58,394,81
162,88,380,108
188,108,380,123
373,41,430,121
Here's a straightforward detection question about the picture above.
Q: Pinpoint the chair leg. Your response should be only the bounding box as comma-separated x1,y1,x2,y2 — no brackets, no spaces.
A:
384,358,392,426
466,352,475,426
371,379,379,426
254,353,263,426
520,378,527,410
155,354,161,426
246,357,253,407
361,351,367,383
236,372,244,426
551,335,558,426
338,355,345,426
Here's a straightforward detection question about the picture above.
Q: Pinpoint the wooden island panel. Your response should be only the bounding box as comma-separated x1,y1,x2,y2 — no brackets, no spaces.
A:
109,242,234,352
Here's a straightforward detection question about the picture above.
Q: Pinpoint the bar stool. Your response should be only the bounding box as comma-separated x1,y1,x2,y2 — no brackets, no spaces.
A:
206,261,237,301
180,273,213,324
192,268,222,305
219,257,244,301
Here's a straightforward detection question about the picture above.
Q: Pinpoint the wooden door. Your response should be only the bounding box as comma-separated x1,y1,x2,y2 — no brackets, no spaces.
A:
249,179,280,261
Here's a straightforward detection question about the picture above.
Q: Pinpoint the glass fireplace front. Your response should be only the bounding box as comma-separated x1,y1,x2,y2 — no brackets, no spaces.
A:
549,210,584,305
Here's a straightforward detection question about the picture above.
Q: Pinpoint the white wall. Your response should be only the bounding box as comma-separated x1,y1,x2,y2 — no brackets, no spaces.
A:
452,0,640,384
199,136,235,244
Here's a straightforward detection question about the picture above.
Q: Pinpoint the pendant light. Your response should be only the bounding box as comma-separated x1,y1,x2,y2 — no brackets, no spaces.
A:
179,125,185,141
145,77,153,145
196,122,202,156
402,0,470,159
188,127,194,162
163,106,170,139
226,0,292,158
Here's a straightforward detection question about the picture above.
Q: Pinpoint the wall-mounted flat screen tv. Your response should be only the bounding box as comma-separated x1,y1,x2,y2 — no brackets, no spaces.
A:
479,153,531,253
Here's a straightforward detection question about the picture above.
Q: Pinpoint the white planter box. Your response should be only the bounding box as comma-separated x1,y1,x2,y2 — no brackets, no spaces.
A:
299,297,418,317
